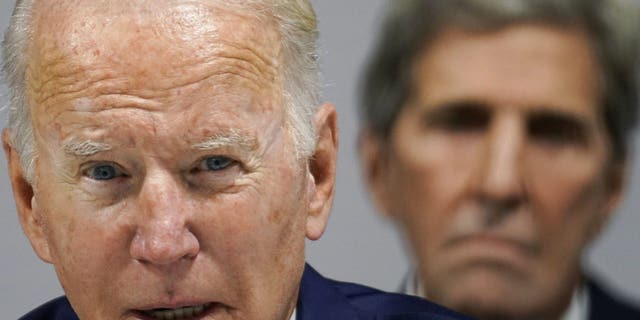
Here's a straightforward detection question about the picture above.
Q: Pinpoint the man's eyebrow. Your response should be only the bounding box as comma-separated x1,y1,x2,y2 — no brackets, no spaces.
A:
62,139,112,157
527,108,591,129
191,132,259,152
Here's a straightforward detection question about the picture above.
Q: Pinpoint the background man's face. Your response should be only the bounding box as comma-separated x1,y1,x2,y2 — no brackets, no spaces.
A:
364,24,622,318
4,2,327,319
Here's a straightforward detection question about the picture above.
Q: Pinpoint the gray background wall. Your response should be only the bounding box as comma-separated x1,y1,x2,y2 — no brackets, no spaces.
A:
1,1,639,318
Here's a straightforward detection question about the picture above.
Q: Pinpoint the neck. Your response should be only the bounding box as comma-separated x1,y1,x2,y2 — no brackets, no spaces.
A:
405,270,585,320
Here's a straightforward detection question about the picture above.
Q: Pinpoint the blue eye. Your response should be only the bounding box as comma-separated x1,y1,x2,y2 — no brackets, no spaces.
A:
205,156,233,171
87,164,121,181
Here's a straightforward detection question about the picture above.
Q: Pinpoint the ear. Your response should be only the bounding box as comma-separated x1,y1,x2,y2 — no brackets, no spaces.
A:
305,103,338,240
589,159,626,241
2,129,52,263
603,159,626,216
358,129,392,217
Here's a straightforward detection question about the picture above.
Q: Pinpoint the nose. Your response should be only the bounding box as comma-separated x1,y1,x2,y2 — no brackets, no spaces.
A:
476,112,525,210
129,171,200,266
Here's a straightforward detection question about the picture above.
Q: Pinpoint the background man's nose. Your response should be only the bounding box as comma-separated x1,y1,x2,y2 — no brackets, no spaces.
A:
129,173,200,266
476,113,526,205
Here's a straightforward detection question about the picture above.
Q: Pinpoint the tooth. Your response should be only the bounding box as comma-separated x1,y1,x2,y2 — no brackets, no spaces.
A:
184,307,194,318
146,304,210,320
152,310,164,319
152,310,174,320
194,305,204,314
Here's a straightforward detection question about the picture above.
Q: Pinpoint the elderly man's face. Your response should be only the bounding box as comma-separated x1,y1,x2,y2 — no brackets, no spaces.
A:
362,25,623,319
3,1,336,320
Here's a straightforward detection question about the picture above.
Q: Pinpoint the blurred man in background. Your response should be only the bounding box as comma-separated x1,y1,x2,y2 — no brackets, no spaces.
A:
1,0,471,319
359,0,640,319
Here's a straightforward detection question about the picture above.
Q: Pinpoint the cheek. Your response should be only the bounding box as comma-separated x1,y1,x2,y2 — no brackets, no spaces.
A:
527,150,608,225
388,132,482,249
33,157,133,288
525,149,611,256
200,166,307,263
189,192,264,265
258,165,308,265
37,198,131,302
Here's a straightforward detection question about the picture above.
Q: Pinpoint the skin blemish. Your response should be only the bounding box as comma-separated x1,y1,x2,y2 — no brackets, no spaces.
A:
73,97,94,112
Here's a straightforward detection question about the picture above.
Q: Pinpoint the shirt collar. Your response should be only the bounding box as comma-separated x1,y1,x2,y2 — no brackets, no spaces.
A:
560,283,589,320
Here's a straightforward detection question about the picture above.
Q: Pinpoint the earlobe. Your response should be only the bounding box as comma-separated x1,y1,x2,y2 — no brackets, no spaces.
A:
588,160,626,242
2,129,52,263
602,161,626,221
305,103,337,241
358,130,392,217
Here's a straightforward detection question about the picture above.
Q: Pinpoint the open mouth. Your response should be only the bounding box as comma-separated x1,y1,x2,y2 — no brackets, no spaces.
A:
136,303,213,320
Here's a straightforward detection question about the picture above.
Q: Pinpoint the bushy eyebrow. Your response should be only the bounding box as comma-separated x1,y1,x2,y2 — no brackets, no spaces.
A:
61,131,258,158
62,139,112,157
191,131,259,153
526,109,590,130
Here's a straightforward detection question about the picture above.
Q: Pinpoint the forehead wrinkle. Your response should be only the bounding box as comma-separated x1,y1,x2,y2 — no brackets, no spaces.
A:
207,41,279,92
31,70,136,109
29,0,283,118
30,30,281,114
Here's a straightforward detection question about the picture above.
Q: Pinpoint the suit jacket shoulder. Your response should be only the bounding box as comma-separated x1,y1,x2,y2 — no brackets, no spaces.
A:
18,296,78,320
588,277,640,320
297,264,472,320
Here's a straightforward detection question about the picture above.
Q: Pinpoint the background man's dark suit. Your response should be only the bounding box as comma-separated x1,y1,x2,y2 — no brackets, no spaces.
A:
588,277,640,320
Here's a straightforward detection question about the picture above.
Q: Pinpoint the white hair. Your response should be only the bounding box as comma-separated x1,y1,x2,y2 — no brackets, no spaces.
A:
1,0,321,183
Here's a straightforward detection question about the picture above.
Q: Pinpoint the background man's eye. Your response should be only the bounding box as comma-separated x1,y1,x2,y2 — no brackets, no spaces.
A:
528,114,588,147
87,164,122,181
423,102,490,134
205,156,233,171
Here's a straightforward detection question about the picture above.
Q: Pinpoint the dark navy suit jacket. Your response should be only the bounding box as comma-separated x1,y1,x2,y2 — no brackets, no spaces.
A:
588,277,640,320
19,264,470,320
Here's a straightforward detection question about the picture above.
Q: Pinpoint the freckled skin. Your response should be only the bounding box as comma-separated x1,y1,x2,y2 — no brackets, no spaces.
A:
362,25,623,319
3,1,336,320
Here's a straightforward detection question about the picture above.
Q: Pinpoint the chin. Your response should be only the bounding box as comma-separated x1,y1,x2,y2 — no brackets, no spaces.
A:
452,304,529,320
443,291,542,320
434,274,553,320
451,298,555,320
431,271,553,320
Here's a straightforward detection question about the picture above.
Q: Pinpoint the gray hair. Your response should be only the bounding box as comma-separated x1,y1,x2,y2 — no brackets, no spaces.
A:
360,0,640,160
1,0,320,183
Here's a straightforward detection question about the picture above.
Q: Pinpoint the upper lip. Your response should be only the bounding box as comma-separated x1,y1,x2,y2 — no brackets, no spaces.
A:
134,300,214,311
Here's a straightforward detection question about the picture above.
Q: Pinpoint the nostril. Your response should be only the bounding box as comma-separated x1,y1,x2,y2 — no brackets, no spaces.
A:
479,196,523,227
130,230,200,266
